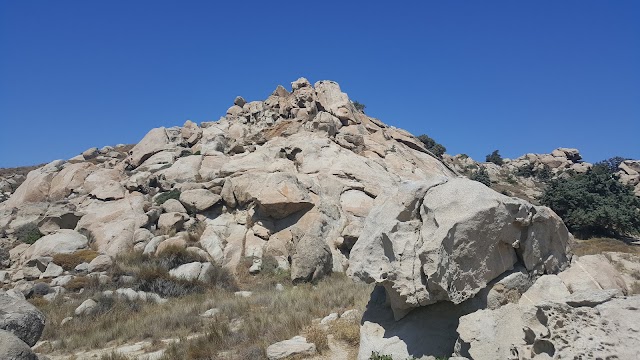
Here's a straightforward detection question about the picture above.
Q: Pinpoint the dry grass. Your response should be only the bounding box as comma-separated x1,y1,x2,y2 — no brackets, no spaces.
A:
330,318,361,346
571,237,640,257
53,249,100,270
35,246,372,359
305,324,329,353
157,273,371,360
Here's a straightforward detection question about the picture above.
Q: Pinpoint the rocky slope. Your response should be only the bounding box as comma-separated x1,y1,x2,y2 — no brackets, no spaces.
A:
0,78,638,360
0,78,454,289
444,148,640,202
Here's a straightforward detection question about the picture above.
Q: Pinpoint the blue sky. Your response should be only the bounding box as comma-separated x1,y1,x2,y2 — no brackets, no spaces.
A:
1,1,638,167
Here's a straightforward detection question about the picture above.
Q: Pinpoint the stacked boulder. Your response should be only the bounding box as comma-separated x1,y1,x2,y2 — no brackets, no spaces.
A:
0,78,454,288
617,160,640,196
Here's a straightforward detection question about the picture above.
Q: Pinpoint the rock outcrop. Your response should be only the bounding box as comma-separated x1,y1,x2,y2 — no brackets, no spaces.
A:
348,178,571,319
0,78,454,285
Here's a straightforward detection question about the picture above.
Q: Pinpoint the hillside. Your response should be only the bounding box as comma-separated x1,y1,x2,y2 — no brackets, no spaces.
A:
0,79,639,360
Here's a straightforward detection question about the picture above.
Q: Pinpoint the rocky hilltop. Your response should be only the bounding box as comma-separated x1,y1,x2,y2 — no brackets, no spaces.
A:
0,78,639,360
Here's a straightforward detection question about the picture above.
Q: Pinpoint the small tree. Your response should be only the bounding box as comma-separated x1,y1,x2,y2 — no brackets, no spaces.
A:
417,134,447,158
540,163,640,238
485,150,503,165
470,166,491,187
352,101,366,113
597,156,629,173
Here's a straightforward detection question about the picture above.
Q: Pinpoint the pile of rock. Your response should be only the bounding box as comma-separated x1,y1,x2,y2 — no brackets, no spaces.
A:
0,78,454,291
618,159,640,196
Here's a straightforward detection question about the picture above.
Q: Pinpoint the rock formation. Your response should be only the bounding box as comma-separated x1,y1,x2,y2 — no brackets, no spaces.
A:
0,78,453,290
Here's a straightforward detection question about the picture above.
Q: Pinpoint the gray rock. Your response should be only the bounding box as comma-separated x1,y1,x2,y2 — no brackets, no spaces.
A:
40,262,63,278
565,289,621,307
168,262,203,281
0,291,46,346
266,336,316,360
87,255,113,273
74,299,97,316
349,178,571,319
0,329,37,360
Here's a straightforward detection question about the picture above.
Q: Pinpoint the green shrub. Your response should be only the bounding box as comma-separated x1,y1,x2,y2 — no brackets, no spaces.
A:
598,156,629,173
515,163,552,181
417,134,447,158
540,163,640,238
14,223,43,244
155,246,205,270
485,150,503,165
155,189,181,205
353,101,366,112
469,166,491,187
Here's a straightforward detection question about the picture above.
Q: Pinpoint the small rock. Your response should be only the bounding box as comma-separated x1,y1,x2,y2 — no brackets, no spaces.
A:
74,262,89,272
266,335,316,360
275,283,285,292
87,255,113,272
320,313,338,326
566,289,621,307
40,262,64,278
74,299,97,316
200,308,220,318
234,291,252,298
234,96,247,107
60,317,73,326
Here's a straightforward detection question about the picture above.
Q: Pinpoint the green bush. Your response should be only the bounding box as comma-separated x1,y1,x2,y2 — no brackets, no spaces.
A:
417,134,447,158
469,166,491,187
598,156,629,173
353,101,366,112
155,189,181,205
540,163,640,238
15,223,43,244
485,150,503,165
515,163,552,181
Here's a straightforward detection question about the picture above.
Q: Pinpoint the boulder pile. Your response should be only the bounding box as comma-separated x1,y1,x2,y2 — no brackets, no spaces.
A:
0,78,453,294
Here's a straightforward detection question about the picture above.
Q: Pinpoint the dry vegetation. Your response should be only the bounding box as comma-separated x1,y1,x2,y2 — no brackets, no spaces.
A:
34,248,373,360
571,237,640,256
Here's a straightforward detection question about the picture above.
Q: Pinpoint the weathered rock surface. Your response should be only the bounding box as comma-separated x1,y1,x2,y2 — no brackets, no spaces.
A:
348,177,571,319
456,294,640,360
0,291,46,346
0,329,37,360
21,229,88,261
266,335,317,360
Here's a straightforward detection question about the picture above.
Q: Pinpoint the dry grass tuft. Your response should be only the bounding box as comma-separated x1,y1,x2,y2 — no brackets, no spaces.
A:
53,249,100,270
330,318,361,346
305,324,328,353
571,237,640,257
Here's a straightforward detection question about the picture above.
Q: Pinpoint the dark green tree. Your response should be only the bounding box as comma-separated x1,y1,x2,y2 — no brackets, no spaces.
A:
352,101,366,113
485,150,503,165
417,134,447,158
469,166,491,187
597,156,629,173
540,164,640,238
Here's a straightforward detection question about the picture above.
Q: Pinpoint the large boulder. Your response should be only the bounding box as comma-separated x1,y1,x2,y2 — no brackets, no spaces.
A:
21,229,88,261
75,194,149,256
0,291,46,346
125,127,183,168
0,330,37,360
4,160,64,208
456,294,640,360
231,172,314,219
348,177,571,319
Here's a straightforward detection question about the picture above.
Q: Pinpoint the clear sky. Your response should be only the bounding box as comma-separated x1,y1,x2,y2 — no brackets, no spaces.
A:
1,1,638,168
